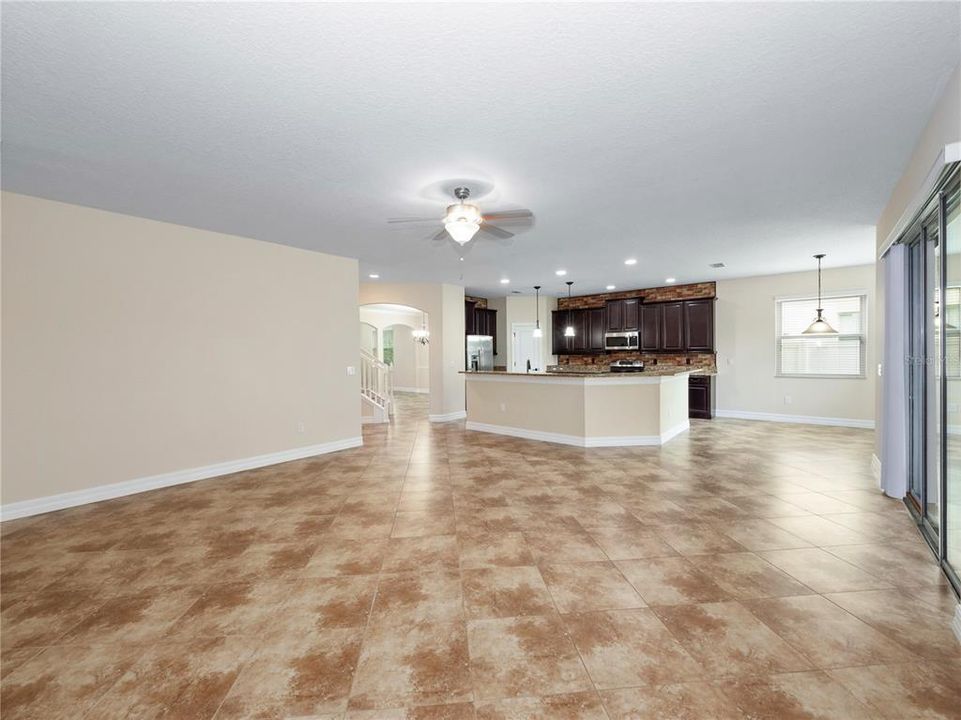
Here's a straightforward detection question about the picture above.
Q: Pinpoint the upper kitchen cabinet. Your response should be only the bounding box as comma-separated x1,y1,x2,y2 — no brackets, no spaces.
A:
660,302,685,351
552,308,605,354
465,300,477,336
606,298,639,331
684,298,715,351
639,304,661,351
589,307,607,352
552,309,571,355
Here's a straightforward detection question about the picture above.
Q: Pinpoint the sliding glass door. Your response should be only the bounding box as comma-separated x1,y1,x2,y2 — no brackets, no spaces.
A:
905,167,961,593
944,181,961,589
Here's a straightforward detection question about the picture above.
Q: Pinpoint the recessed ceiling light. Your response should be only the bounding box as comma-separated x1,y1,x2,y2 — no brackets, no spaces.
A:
368,273,380,279
555,269,567,276
624,258,637,266
665,277,676,284
500,278,510,284
606,285,616,290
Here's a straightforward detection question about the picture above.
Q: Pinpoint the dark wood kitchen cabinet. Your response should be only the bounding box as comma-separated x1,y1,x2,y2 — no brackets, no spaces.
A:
589,307,607,352
465,300,477,335
570,310,590,353
660,302,685,351
684,299,715,352
639,304,661,351
688,374,715,419
553,308,605,354
552,309,571,355
606,298,639,331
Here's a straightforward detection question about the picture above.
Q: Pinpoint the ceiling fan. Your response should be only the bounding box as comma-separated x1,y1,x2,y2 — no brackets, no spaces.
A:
388,187,533,245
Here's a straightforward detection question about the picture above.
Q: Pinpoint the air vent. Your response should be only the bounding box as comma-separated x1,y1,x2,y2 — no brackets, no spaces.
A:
709,262,726,268
511,290,522,294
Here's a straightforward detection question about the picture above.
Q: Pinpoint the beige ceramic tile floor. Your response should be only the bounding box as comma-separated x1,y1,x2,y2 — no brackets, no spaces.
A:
2,392,960,719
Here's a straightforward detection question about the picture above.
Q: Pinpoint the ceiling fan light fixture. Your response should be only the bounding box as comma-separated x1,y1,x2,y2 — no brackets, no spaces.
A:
444,202,482,245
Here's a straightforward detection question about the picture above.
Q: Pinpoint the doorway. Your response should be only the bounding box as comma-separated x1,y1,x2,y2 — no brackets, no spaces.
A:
511,323,543,373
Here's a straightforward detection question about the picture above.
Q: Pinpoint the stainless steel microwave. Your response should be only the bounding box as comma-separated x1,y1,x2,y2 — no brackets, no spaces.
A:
604,331,639,351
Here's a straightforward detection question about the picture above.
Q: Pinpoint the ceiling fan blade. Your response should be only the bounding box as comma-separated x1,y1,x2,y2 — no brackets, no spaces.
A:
430,228,449,244
387,216,439,224
482,209,533,222
479,223,514,240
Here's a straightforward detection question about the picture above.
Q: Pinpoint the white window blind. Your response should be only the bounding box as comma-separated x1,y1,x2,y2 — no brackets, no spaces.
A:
776,294,866,377
946,286,960,378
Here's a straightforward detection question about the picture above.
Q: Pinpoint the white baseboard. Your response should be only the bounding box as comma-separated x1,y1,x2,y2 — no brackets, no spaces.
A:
429,410,467,423
715,409,875,429
465,420,689,447
871,454,882,488
0,436,364,522
394,387,429,394
952,604,961,647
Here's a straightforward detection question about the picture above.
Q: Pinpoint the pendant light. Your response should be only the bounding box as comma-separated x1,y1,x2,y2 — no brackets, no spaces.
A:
802,253,837,335
412,311,430,344
532,286,543,338
564,281,575,337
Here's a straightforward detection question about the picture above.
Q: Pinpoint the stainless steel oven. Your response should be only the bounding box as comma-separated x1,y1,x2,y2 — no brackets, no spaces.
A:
604,331,639,351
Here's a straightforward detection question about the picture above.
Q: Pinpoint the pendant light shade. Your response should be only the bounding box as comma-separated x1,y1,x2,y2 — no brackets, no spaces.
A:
564,281,575,337
444,202,482,245
532,285,543,338
802,254,837,335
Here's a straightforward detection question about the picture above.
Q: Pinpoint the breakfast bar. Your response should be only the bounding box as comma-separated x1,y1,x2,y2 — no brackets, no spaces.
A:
463,368,694,447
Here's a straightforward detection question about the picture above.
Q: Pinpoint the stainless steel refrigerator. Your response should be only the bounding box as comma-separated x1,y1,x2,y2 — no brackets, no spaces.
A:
466,335,494,372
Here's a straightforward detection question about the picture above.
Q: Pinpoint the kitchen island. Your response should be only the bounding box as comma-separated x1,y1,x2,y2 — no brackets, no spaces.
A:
462,368,694,447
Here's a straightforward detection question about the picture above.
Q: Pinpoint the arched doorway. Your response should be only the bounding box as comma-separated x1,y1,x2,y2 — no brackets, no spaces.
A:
359,303,430,423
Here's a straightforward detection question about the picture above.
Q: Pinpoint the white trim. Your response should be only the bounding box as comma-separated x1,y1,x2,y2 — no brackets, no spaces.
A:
715,409,874,429
871,454,881,488
952,604,961,647
462,372,690,386
393,386,429,394
465,420,689,447
429,410,467,423
361,416,387,424
0,437,363,522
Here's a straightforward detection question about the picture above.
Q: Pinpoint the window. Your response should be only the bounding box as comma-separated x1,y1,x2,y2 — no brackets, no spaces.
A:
776,294,866,377
382,328,394,366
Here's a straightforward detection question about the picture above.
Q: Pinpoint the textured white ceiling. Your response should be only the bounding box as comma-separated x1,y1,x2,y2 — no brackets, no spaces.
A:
3,3,959,298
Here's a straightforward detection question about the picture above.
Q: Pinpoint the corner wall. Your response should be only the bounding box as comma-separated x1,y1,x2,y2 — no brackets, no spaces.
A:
1,192,361,515
716,264,877,426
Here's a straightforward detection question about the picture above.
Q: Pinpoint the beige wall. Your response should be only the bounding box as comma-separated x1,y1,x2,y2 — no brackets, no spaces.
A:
877,64,960,248
716,264,877,425
874,63,960,459
2,192,361,508
504,293,558,371
358,282,465,419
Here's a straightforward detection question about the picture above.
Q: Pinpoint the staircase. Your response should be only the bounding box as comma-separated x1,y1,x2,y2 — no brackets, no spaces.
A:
360,349,394,423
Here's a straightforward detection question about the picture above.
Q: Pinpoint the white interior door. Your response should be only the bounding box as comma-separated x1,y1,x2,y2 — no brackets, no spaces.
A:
512,323,543,372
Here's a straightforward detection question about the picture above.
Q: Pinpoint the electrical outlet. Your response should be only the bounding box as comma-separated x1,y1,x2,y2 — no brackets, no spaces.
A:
297,421,305,433
784,395,792,405
500,402,506,412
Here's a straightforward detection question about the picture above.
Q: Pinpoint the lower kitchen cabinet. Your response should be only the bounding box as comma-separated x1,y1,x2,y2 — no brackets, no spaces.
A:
688,374,715,419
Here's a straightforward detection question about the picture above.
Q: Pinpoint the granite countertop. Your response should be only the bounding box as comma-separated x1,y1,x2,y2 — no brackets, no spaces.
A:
461,367,701,378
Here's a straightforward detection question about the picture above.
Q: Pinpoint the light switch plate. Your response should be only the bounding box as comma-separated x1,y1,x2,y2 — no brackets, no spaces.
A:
346,366,356,376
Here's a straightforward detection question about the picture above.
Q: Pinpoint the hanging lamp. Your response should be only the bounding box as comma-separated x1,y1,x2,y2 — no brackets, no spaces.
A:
532,286,543,338
802,254,837,335
564,281,575,337
412,312,430,344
